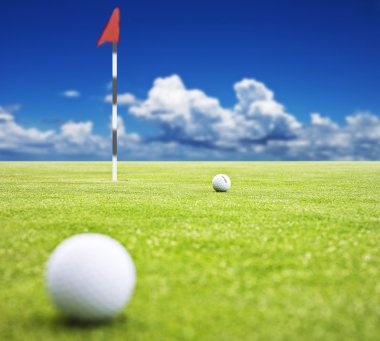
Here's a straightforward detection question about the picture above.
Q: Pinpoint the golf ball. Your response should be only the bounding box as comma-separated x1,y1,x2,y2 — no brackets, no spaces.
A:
212,174,231,192
45,233,136,321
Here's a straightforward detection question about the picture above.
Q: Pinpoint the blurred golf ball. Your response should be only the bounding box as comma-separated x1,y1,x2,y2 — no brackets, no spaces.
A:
45,233,136,321
212,174,231,192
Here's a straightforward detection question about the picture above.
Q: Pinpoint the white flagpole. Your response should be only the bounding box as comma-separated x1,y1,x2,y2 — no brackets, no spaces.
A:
112,42,118,182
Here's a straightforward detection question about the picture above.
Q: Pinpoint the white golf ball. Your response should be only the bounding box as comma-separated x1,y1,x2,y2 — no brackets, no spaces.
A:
212,174,231,192
45,233,136,321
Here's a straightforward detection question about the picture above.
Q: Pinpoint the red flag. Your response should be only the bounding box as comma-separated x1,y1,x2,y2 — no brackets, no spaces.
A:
97,8,120,47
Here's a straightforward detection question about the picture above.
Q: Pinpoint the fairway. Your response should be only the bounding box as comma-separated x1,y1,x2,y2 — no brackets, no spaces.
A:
0,162,379,341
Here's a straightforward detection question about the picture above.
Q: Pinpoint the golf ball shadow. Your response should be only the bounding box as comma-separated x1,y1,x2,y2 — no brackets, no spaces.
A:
52,313,128,329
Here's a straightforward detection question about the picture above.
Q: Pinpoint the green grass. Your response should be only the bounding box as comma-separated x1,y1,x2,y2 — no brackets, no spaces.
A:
0,162,379,341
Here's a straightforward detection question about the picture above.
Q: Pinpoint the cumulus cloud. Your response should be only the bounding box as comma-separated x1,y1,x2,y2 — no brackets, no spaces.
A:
233,79,301,141
1,75,379,160
62,90,80,98
54,121,109,156
0,106,141,159
127,75,379,160
262,112,380,160
130,75,234,148
128,75,302,151
0,106,55,155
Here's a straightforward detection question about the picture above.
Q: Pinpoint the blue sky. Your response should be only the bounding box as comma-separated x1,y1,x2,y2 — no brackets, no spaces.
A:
0,0,379,160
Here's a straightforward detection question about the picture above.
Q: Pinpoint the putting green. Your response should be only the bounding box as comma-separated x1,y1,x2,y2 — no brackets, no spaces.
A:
0,162,379,340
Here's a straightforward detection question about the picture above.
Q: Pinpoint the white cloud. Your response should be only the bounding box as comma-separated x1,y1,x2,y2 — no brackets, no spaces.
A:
264,112,380,160
1,75,379,160
310,112,338,128
54,121,109,157
62,90,80,98
117,116,141,147
127,75,379,160
104,93,137,106
231,78,301,143
0,106,55,155
0,107,140,159
130,75,233,148
128,75,301,149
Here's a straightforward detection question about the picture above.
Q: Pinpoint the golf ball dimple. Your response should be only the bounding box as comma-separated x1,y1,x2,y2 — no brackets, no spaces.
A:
45,233,136,321
212,174,231,192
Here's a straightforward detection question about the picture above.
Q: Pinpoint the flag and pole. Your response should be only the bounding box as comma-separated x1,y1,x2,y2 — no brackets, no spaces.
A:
97,8,120,182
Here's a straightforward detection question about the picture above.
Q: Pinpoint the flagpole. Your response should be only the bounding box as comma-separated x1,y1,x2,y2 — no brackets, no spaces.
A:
96,7,120,182
112,42,118,182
